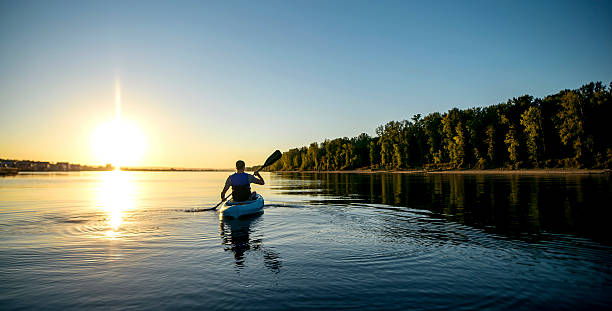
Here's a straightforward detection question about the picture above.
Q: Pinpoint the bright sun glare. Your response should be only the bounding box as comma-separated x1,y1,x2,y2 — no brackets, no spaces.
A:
92,79,146,168
97,170,136,238
92,119,146,168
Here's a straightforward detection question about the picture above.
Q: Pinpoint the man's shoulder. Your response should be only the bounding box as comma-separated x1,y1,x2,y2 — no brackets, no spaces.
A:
229,172,252,179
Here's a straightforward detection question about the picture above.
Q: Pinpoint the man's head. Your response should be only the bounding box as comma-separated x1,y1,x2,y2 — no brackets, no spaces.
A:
236,160,245,171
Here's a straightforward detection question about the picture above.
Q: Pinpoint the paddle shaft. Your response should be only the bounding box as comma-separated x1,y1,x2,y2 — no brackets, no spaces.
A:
213,192,232,209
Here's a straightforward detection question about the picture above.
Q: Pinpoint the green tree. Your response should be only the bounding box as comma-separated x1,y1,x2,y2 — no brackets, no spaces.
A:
520,106,545,166
392,144,403,168
423,112,444,164
556,91,588,167
503,120,521,169
380,140,391,167
452,122,466,168
485,125,495,165
270,82,610,171
341,143,357,169
442,109,466,168
307,143,320,170
369,140,379,167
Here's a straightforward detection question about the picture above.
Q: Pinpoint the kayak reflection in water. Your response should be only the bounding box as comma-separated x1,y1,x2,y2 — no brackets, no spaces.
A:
219,217,281,273
221,160,264,202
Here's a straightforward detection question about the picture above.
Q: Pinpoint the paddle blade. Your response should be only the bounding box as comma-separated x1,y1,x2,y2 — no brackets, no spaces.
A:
261,150,282,169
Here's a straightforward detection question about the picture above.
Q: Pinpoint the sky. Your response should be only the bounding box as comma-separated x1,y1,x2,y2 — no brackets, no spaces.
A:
1,0,611,168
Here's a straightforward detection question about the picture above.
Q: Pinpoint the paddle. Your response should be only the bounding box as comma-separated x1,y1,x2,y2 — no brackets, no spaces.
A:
256,149,282,173
205,150,282,211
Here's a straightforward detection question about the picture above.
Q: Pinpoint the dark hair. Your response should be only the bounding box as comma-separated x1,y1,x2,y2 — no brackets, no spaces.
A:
236,160,245,170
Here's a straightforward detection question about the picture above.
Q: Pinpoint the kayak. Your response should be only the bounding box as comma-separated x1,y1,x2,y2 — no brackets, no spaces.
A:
219,194,264,219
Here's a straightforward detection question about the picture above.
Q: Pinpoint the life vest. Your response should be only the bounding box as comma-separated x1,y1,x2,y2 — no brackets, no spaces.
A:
230,172,251,202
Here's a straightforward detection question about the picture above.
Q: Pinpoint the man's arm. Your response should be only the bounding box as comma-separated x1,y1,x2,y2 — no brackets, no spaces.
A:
221,177,231,200
252,171,264,185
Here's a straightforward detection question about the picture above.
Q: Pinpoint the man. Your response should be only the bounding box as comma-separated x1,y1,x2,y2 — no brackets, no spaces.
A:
221,160,264,202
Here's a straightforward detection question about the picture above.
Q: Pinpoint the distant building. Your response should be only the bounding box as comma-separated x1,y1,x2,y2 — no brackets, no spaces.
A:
35,162,50,171
16,161,33,170
0,160,16,168
56,162,69,171
0,159,115,172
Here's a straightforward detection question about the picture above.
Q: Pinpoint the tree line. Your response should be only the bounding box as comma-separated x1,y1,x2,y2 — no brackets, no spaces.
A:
268,82,612,171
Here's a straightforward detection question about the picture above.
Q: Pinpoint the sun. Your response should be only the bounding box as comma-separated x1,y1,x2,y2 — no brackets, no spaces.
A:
92,118,146,168
91,78,147,168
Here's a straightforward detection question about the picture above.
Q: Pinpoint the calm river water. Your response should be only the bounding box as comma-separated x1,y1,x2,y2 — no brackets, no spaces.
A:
1,171,611,310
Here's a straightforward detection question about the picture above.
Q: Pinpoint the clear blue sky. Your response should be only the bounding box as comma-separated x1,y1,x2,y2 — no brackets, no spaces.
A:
1,0,611,168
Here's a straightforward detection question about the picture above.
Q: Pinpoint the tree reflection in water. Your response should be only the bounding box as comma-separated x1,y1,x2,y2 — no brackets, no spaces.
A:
219,216,281,273
269,172,612,243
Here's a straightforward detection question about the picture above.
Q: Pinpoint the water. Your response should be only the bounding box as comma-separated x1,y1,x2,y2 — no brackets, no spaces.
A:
1,171,611,310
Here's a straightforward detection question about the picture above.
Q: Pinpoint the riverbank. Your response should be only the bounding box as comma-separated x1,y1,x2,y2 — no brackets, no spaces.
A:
0,168,19,176
120,167,232,172
270,168,612,175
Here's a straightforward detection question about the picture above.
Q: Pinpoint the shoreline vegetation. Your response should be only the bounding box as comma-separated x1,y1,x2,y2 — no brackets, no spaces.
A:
274,168,611,175
120,167,232,172
2,166,608,175
265,82,612,173
3,83,611,177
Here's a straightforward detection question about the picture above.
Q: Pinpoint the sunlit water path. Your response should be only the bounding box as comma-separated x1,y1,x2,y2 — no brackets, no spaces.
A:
1,172,611,310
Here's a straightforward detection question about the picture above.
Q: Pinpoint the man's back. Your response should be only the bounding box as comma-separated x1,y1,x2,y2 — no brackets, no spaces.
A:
225,172,263,202
221,160,265,203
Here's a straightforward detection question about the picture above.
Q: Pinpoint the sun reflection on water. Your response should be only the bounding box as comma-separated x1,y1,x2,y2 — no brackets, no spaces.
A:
97,170,136,238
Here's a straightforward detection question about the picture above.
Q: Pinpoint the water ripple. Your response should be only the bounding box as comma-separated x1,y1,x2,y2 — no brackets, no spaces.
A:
2,172,611,311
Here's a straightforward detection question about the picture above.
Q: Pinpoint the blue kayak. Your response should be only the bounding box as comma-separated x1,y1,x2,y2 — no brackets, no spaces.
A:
219,194,264,218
